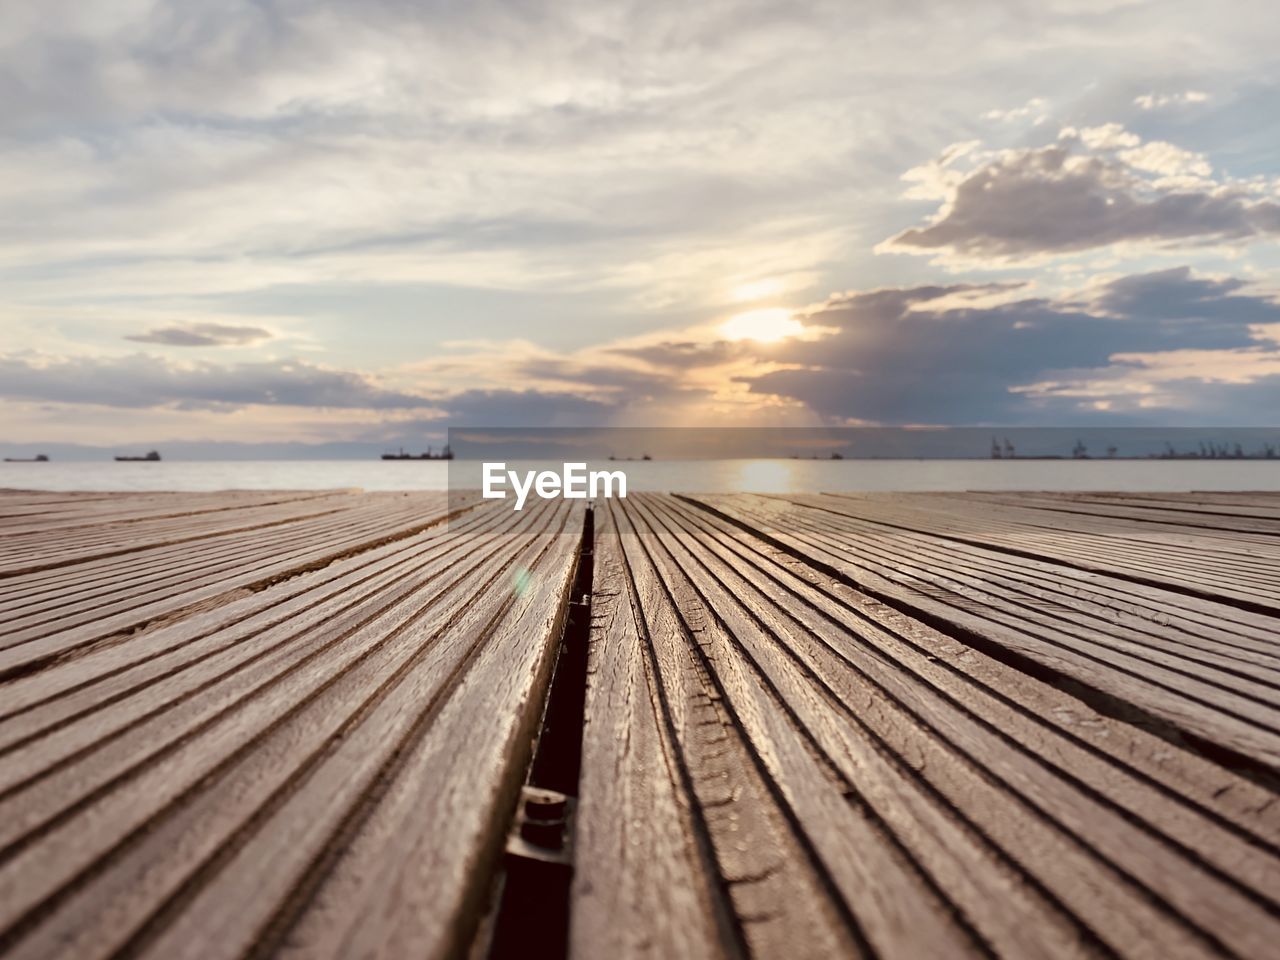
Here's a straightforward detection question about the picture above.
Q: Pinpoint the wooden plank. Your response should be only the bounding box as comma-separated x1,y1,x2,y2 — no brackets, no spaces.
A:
0,492,408,578
0,499,424,621
0,504,385,605
956,491,1280,535
0,499,581,959
1036,491,1280,522
0,506,525,788
791,493,1280,615
0,496,356,570
659,495,1280,848
0,497,467,680
0,508,362,614
648,494,1280,958
237,502,581,960
573,500,865,959
692,494,1280,774
614,497,984,959
765,496,1280,690
568,508,730,959
2,488,1277,959
0,491,345,538
0,505,503,732
847,492,1280,564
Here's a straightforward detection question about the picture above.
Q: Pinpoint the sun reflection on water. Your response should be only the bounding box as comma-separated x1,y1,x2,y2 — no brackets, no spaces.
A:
730,458,802,493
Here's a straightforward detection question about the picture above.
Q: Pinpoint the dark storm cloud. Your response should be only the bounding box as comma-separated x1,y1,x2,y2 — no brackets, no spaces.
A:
1136,374,1280,423
1082,267,1276,323
125,322,273,346
882,141,1280,261
741,267,1280,423
0,354,434,410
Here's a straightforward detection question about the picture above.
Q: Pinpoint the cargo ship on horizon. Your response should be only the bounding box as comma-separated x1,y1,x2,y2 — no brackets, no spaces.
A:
380,445,452,460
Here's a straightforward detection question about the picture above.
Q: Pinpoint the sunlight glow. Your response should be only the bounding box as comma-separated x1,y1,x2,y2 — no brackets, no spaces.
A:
732,458,800,493
721,307,803,343
731,277,786,302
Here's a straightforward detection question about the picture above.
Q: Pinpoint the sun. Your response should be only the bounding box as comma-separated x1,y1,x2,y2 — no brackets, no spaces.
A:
720,307,803,343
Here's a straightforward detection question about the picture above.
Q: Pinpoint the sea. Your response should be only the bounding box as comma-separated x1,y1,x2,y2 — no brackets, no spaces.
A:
3,459,1280,493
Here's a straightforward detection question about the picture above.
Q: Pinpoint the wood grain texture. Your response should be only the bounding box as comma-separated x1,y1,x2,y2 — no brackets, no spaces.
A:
0,490,582,960
1,488,1277,960
578,493,1280,960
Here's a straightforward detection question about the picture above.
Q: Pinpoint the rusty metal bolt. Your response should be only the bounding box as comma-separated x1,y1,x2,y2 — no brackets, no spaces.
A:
520,816,564,848
520,787,568,848
523,788,567,821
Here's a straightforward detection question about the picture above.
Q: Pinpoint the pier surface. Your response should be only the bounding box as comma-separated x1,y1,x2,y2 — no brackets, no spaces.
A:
1,488,1277,959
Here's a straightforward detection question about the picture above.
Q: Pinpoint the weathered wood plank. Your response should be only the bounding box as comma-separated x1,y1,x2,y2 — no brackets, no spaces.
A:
693,493,1280,774
0,497,580,960
0,491,346,539
576,500,864,959
2,488,1277,960
761,495,1280,687
568,506,731,960
618,496,984,959
649,494,1280,958
812,493,1280,610
0,505,504,733
0,499,468,680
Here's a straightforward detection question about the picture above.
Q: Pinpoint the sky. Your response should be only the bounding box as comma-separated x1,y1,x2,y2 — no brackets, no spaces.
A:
2,0,1280,455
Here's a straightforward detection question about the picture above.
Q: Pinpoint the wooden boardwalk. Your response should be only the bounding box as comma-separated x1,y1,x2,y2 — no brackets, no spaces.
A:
1,489,1277,959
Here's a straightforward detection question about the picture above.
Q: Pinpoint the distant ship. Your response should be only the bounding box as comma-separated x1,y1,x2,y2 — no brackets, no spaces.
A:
3,454,48,462
381,445,452,461
115,450,162,462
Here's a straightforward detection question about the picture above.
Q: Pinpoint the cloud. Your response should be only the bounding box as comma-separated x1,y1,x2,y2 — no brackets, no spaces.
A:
1116,141,1212,179
423,268,1280,427
1134,90,1210,110
1075,123,1141,150
0,353,436,411
982,97,1048,124
879,127,1280,264
396,316,826,429
0,0,888,291
1012,352,1280,424
737,267,1280,423
441,389,615,427
1077,267,1275,323
3,2,1279,444
6,0,1270,345
125,322,273,346
607,339,746,369
5,266,1279,432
